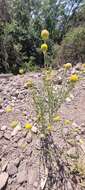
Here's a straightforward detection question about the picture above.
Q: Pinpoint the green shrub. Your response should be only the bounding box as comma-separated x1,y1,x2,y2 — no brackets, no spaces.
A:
23,56,40,72
53,26,85,66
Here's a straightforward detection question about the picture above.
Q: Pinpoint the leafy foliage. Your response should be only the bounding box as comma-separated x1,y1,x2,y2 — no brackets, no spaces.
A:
53,26,85,66
0,0,85,73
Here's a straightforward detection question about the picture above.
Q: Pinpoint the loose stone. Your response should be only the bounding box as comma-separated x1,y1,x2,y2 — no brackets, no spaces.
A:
0,172,9,189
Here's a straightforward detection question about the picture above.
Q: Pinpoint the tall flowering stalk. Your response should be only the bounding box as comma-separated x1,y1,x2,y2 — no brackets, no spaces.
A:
31,30,79,136
29,30,80,189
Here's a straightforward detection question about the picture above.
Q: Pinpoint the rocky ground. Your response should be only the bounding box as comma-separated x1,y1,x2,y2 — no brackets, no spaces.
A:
0,66,85,190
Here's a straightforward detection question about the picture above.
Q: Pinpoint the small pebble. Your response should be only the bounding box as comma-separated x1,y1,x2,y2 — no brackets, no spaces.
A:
1,125,7,131
31,126,38,134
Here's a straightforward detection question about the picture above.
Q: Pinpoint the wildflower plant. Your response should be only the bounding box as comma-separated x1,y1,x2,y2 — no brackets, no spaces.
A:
29,30,80,189
31,30,79,137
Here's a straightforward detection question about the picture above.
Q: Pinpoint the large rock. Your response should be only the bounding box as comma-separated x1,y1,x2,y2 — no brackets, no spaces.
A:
26,132,32,143
1,159,8,172
0,131,3,139
0,172,8,189
31,126,38,134
1,125,7,131
11,123,21,136
17,170,27,184
4,132,10,140
75,63,82,71
7,163,17,176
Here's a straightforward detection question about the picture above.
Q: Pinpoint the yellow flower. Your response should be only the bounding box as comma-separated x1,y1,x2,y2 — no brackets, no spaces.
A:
19,68,24,75
22,111,27,116
5,105,12,113
73,128,80,133
64,119,72,125
79,139,84,144
10,120,19,128
82,63,85,68
69,74,78,82
64,63,72,70
53,115,61,122
41,43,48,53
47,124,53,131
24,80,33,88
41,29,49,40
25,123,32,130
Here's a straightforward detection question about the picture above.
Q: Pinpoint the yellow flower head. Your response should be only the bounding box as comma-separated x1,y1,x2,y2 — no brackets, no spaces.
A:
47,124,53,131
10,120,19,128
79,139,84,144
19,68,24,75
69,74,78,82
25,123,32,130
64,119,72,125
41,43,48,53
53,115,61,122
5,105,12,113
24,80,33,88
41,29,49,40
64,63,72,70
82,63,85,68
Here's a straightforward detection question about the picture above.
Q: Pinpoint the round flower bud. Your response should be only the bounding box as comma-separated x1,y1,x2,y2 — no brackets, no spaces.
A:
41,43,48,53
19,68,24,74
41,29,49,40
64,63,72,70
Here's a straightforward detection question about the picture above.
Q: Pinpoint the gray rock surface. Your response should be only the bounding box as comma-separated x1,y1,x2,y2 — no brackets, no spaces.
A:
17,170,27,184
0,68,85,189
0,172,9,189
7,163,17,176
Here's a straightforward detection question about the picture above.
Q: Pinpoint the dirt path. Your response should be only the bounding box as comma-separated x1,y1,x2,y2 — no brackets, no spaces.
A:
0,70,85,190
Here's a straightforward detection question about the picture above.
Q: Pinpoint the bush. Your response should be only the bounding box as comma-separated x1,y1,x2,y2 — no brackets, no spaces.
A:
53,26,85,66
0,22,22,74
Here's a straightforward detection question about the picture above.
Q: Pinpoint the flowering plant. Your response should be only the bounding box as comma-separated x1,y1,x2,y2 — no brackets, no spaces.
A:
28,29,79,189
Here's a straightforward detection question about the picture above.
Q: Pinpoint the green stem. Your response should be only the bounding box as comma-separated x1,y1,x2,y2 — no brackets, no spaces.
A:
43,53,46,68
44,52,46,68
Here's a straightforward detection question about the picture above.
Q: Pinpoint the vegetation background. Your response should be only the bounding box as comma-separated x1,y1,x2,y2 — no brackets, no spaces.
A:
0,0,85,74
